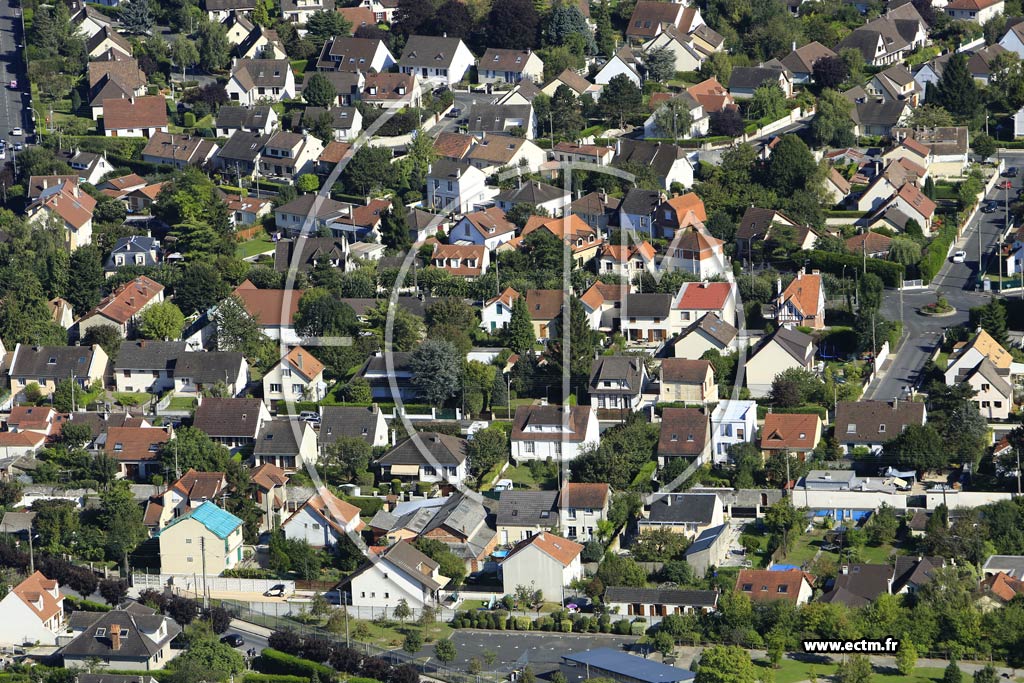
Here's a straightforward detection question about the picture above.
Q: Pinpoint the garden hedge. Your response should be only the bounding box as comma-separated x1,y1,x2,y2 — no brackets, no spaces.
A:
255,648,335,680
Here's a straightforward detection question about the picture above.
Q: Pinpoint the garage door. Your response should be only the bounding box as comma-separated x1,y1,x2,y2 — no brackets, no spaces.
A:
732,507,757,518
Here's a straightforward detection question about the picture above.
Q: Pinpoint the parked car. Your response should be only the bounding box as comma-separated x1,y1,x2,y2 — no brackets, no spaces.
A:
447,107,462,118
1005,167,1019,178
7,80,15,90
299,410,320,424
998,180,1013,190
10,127,21,136
982,200,999,213
220,634,245,647
263,584,286,597
952,250,967,263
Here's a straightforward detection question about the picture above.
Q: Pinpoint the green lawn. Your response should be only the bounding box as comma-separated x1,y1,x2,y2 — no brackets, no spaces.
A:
113,392,154,408
236,234,275,258
503,463,558,490
773,526,901,568
755,659,945,683
167,396,197,411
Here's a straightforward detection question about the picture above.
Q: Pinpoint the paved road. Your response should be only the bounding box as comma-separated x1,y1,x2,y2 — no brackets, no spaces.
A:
866,154,1024,401
435,631,639,675
0,0,26,142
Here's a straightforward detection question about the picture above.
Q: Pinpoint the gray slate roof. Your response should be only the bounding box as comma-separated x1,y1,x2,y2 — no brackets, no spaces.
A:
496,490,558,526
192,397,264,438
646,493,719,524
62,604,181,660
114,341,187,371
319,405,384,447
620,188,661,216
604,586,719,607
10,345,99,380
253,418,303,455
376,432,467,466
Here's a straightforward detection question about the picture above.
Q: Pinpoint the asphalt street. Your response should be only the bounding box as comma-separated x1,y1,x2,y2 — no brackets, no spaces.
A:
0,0,25,140
866,153,1024,401
438,631,639,675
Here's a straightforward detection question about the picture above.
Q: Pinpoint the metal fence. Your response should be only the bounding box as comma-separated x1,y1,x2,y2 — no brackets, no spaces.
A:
219,599,510,683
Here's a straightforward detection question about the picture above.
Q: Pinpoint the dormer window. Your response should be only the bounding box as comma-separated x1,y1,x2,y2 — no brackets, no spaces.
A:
879,424,886,433
47,357,57,365
847,424,856,433
113,443,124,451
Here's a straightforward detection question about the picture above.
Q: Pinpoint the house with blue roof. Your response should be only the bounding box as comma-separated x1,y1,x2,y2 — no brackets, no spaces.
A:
157,501,244,575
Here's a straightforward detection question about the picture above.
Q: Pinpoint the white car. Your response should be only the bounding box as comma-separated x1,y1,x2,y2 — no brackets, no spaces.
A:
952,250,967,263
11,128,21,137
0,149,6,160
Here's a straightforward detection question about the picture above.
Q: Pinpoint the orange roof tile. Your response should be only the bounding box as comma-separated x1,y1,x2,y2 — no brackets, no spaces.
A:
84,275,164,325
504,531,583,566
677,281,732,310
104,426,170,461
760,413,821,450
103,95,168,131
780,271,823,318
232,280,303,327
736,569,814,604
664,192,707,223
283,346,324,382
13,571,63,623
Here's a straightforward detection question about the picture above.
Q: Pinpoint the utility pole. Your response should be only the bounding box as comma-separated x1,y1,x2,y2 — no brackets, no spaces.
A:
344,591,351,647
862,238,867,275
200,536,208,609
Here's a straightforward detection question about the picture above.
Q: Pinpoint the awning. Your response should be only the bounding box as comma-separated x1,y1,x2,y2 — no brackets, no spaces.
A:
389,464,420,476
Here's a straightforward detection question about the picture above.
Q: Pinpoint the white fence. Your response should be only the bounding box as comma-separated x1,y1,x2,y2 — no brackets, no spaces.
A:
133,573,296,594
874,341,891,373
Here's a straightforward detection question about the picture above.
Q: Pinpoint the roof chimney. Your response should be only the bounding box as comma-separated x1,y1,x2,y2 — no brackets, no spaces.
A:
297,352,303,369
111,624,122,650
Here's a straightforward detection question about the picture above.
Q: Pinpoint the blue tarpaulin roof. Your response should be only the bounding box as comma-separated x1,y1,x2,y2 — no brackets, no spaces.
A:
562,648,696,683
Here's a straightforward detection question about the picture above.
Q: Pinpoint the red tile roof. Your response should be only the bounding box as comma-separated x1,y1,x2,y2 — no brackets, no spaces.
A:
760,413,821,450
736,569,814,604
504,531,583,566
104,426,170,461
232,280,303,327
677,281,732,310
84,275,164,325
102,95,168,131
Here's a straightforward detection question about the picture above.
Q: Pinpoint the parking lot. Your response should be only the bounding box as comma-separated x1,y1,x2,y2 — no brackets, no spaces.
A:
444,631,639,675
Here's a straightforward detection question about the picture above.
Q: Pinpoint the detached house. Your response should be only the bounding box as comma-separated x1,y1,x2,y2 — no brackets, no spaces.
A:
760,412,822,461
671,312,738,359
640,492,722,538
558,483,610,542
500,532,583,599
837,6,929,66
157,501,244,575
0,572,64,645
657,408,711,467
253,418,318,470
589,356,649,413
676,281,737,329
481,287,520,333
258,131,324,180
345,541,450,610
192,397,270,450
478,48,544,84
833,400,927,453
766,268,826,330
626,0,702,42
451,207,517,250
431,243,490,278
398,35,474,86
281,0,335,23
518,214,603,267
316,36,395,73
319,405,389,449
426,160,488,214
226,58,296,105
76,275,164,338
26,179,95,250
660,359,717,405
102,96,168,138
612,139,694,190
263,346,326,405
780,41,837,83
496,181,568,217
511,405,599,463
282,488,362,547
62,604,180,671
736,569,814,605
377,432,468,485
746,327,817,398
728,66,793,98
946,0,1003,23
619,293,675,346
101,425,171,480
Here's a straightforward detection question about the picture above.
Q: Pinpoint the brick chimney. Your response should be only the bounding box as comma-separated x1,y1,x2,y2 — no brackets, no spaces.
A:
111,624,122,650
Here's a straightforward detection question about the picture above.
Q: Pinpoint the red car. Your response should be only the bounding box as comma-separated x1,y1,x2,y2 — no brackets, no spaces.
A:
998,180,1013,189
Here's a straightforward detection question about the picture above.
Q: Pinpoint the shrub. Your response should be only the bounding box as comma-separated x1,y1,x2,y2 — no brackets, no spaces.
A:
515,617,532,630
559,619,573,632
537,617,554,631
255,648,335,680
630,622,647,636
243,675,310,683
613,619,632,635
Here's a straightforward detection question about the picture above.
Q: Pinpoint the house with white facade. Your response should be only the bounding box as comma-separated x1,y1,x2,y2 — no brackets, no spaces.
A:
500,532,583,600
710,400,757,464
478,48,544,84
450,207,517,250
225,58,296,105
398,35,475,86
376,432,468,485
480,287,520,333
263,346,326,405
426,160,489,214
746,327,816,398
345,541,450,610
511,405,599,463
0,572,64,646
282,489,362,547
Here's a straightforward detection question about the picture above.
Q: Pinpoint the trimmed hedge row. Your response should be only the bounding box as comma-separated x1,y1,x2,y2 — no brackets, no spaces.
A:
805,250,905,287
919,220,957,284
255,648,335,680
450,609,630,635
64,595,111,612
243,675,310,683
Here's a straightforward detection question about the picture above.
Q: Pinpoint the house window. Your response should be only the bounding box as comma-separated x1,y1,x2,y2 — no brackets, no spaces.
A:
741,584,753,591
312,523,320,530
523,442,535,453
186,538,192,544
567,526,577,537
270,383,282,392
777,585,788,593
878,424,886,433
847,424,857,433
